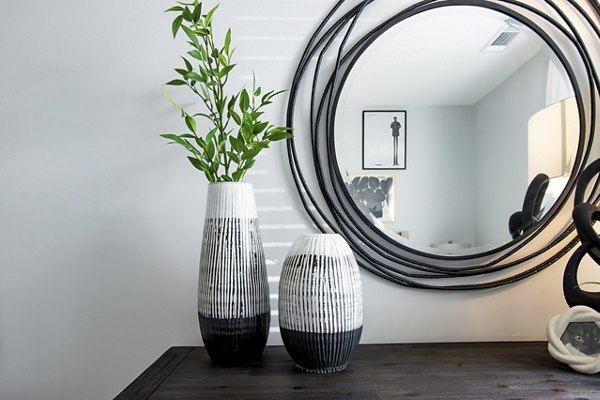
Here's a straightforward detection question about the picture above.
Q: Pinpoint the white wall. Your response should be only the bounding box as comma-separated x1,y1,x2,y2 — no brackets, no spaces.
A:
473,51,549,246
0,1,595,400
335,106,476,247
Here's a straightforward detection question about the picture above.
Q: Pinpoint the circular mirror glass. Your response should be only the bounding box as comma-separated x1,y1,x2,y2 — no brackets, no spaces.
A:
334,6,579,257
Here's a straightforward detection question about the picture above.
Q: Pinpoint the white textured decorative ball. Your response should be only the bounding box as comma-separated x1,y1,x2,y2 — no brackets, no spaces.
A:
547,305,600,374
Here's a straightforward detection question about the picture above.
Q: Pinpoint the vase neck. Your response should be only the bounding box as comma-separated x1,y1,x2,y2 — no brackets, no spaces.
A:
205,183,257,219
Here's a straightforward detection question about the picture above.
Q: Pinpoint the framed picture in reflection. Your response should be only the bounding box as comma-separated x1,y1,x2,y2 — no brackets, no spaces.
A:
362,110,407,170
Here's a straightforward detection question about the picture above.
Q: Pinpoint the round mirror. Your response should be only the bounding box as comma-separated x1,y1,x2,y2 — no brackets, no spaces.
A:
333,6,579,257
286,0,598,288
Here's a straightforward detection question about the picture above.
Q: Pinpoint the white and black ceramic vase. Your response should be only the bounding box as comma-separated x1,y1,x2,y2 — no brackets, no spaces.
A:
279,233,363,373
197,182,270,365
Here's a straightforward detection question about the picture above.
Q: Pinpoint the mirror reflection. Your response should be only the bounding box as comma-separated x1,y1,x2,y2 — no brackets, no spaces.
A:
334,6,579,256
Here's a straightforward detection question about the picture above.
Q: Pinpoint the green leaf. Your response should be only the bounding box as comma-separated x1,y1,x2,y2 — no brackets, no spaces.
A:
175,68,188,76
166,79,186,86
243,159,256,170
253,121,269,134
217,53,228,67
216,98,225,115
218,64,235,79
188,49,205,60
254,86,262,97
264,89,286,105
268,131,293,141
181,57,193,71
193,27,209,36
224,28,232,53
204,4,219,26
205,140,215,161
192,112,212,120
206,67,218,77
261,89,286,105
194,136,207,150
232,169,244,181
241,147,261,160
227,94,238,114
239,89,250,111
192,3,202,22
229,136,243,152
187,157,211,177
254,140,270,149
227,151,240,164
261,90,274,105
220,175,233,182
182,6,193,22
185,115,197,133
161,134,200,155
230,111,241,125
197,46,207,60
181,25,200,48
160,133,181,141
241,111,253,141
205,128,217,143
165,6,184,12
199,84,210,99
185,71,204,82
171,15,184,38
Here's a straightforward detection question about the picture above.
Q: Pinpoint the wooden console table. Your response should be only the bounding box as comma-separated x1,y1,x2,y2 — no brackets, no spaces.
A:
115,342,599,399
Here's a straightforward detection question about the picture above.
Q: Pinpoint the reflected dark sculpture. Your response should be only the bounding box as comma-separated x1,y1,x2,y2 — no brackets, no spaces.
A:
508,173,550,239
563,159,600,312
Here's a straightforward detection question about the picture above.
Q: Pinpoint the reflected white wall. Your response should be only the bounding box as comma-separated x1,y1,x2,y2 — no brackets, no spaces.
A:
473,51,548,246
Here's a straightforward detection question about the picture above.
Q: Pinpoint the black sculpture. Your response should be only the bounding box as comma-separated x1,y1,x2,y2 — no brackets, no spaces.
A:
508,173,550,239
563,159,600,312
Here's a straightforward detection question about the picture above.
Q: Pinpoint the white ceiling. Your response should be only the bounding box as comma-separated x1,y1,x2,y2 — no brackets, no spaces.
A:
340,6,548,106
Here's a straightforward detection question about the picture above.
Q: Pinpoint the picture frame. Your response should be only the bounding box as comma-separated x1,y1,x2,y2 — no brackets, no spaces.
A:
547,305,600,374
362,110,407,170
345,174,395,222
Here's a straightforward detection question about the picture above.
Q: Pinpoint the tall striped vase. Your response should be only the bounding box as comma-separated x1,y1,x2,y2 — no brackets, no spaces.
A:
279,234,363,373
197,182,270,365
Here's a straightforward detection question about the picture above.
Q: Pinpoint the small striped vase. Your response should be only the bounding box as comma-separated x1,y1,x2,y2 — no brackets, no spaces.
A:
197,182,270,365
279,234,363,373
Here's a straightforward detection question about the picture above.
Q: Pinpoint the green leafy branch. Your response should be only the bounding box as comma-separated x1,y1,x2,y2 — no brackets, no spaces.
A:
161,1,292,182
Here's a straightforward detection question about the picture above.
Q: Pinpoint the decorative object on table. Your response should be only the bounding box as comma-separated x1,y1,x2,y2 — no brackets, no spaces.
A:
547,306,600,374
279,234,363,373
563,159,600,312
362,110,406,170
346,175,395,222
197,182,269,364
161,1,292,364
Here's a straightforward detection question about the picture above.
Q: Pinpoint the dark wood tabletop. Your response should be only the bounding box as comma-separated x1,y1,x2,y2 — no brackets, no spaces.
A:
115,342,600,399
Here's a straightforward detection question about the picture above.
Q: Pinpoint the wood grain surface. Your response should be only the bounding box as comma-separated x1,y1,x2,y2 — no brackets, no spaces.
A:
117,343,600,400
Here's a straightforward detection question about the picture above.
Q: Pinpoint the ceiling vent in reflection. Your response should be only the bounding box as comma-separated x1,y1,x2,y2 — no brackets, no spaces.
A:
482,22,520,52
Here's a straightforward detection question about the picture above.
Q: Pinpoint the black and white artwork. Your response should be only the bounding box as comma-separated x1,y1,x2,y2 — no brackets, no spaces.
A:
362,110,407,170
346,175,395,222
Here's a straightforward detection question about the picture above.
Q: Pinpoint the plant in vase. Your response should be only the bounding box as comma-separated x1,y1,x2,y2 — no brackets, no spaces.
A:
162,0,292,364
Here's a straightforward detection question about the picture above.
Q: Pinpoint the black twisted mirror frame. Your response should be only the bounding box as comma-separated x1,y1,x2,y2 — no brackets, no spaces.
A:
286,0,600,290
